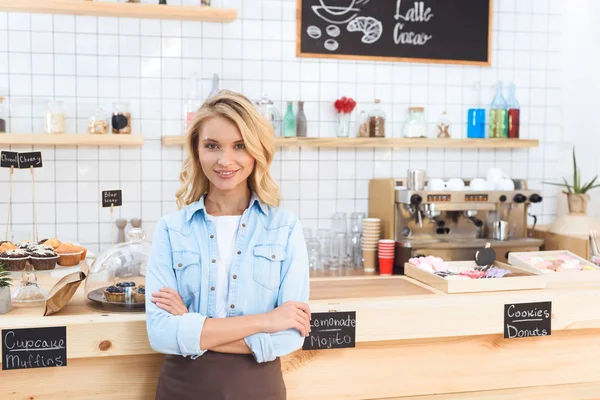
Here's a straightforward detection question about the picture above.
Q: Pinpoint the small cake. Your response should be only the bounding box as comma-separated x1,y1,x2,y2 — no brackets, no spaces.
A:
133,285,145,303
103,285,126,302
0,249,30,271
29,247,59,271
0,241,17,253
55,243,83,266
39,238,62,249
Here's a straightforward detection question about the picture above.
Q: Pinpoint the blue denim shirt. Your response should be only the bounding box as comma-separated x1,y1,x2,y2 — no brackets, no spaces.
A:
145,193,310,363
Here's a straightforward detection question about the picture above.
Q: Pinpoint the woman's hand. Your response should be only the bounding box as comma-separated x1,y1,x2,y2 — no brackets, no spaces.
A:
150,288,188,316
263,301,312,337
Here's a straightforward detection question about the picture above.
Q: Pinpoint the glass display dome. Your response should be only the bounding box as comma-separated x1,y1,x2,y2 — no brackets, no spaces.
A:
84,228,150,312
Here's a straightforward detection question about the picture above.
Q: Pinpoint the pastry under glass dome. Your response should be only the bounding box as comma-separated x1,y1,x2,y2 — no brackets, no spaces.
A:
84,228,150,312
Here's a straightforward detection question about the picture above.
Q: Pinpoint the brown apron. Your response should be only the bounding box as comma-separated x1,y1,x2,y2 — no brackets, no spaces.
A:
155,352,286,400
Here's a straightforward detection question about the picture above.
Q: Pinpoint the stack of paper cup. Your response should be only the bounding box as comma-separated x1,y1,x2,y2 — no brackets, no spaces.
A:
361,218,381,272
378,239,395,275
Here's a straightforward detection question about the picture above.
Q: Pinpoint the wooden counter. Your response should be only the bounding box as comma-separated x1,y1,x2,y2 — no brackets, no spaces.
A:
2,273,600,399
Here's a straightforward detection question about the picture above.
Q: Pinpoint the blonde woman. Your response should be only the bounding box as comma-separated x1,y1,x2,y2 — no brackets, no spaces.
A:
146,90,310,400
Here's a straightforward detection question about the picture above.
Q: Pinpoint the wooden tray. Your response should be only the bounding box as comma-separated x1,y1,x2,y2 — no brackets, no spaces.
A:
404,261,546,294
310,276,434,300
508,250,600,288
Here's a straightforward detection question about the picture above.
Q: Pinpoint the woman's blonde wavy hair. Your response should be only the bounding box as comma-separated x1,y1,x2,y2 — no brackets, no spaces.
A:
175,90,280,210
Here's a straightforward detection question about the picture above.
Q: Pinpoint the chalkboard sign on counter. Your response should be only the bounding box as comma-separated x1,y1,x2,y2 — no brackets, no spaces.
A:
303,311,356,350
297,0,492,65
1,151,19,168
2,327,67,370
18,151,43,169
504,302,551,339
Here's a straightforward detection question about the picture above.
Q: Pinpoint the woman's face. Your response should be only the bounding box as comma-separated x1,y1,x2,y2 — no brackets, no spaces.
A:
198,116,255,192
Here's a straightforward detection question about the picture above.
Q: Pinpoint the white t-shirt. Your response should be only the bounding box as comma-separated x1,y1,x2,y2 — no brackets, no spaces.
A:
205,214,241,318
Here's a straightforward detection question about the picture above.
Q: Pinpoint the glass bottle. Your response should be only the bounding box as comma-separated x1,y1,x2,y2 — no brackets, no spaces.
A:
356,109,369,137
208,73,220,99
282,101,296,137
255,94,281,136
112,102,132,134
437,111,451,138
88,106,109,134
296,101,307,137
184,73,202,132
403,107,427,138
506,82,520,139
44,100,65,134
489,82,508,138
368,99,385,138
0,96,6,133
467,81,486,139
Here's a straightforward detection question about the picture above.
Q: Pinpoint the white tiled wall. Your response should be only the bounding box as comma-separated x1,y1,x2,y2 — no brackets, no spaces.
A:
0,0,563,253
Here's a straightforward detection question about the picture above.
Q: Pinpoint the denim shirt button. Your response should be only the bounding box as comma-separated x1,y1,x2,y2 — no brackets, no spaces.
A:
210,235,214,239
242,223,246,228
230,304,235,309
237,251,241,255
210,286,215,291
233,275,237,279
211,259,216,263
177,263,182,267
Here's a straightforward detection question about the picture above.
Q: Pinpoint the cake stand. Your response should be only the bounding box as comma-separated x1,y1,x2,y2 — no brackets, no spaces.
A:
9,264,81,303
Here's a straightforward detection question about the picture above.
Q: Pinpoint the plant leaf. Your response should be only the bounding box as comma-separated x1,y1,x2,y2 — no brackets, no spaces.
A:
573,147,578,192
563,178,574,193
582,175,599,193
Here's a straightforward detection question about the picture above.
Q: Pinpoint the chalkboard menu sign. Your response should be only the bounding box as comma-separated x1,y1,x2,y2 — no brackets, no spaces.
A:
504,302,551,339
297,0,492,65
2,327,67,370
303,311,356,350
18,151,43,169
102,190,123,208
1,151,19,168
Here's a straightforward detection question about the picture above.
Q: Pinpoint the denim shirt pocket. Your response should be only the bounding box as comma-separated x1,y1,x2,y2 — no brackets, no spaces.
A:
253,244,286,290
172,251,201,303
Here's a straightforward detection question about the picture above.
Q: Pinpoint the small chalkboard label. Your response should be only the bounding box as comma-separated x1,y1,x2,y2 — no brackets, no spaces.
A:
1,151,20,168
2,327,67,370
302,311,356,350
504,302,551,339
18,151,43,169
102,190,122,207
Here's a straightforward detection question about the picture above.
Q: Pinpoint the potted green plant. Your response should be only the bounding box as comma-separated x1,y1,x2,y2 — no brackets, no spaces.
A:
0,263,12,314
544,148,600,215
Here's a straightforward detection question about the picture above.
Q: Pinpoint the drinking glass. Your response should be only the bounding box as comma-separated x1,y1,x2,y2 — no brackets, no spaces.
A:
303,227,313,240
350,212,365,233
306,238,322,271
316,228,332,268
331,212,347,235
330,233,347,270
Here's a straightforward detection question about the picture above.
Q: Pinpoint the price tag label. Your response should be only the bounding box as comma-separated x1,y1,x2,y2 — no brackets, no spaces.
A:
102,190,122,208
504,301,551,339
303,311,356,350
18,152,43,169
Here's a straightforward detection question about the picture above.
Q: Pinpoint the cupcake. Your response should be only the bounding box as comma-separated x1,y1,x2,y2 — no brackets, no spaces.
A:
103,285,126,303
55,243,83,267
133,285,145,303
0,249,29,271
0,241,17,254
29,247,59,271
39,238,62,250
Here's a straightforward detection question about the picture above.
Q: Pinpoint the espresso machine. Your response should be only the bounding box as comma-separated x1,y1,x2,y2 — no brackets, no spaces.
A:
368,174,544,274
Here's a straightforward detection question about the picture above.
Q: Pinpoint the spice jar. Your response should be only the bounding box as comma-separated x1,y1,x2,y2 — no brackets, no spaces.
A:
111,102,131,134
356,109,369,137
368,99,385,138
0,97,6,133
44,100,65,134
403,107,427,138
88,107,109,134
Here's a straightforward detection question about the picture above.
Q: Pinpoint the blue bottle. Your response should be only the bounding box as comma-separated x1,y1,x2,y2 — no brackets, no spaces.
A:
467,108,486,138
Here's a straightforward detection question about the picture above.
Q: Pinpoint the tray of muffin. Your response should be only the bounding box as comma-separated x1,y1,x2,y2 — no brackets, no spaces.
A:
86,281,146,310
0,238,87,272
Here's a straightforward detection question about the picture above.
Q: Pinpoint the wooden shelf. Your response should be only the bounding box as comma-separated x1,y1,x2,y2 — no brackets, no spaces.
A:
0,0,237,22
162,136,539,149
0,133,145,146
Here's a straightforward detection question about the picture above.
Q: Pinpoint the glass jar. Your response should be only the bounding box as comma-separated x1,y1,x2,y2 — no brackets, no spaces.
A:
111,102,132,134
88,107,109,135
356,109,369,137
368,99,385,138
255,94,281,136
44,100,65,134
84,228,151,313
403,107,427,138
0,96,6,133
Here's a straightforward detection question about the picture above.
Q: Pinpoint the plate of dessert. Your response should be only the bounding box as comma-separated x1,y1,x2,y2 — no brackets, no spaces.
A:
0,238,87,273
87,281,146,310
405,256,546,293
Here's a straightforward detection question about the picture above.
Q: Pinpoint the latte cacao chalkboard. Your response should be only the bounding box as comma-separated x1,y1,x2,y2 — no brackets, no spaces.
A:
297,0,492,65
